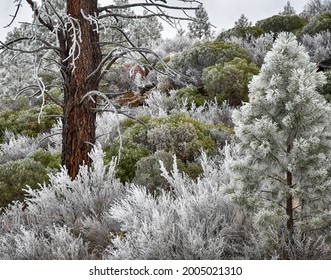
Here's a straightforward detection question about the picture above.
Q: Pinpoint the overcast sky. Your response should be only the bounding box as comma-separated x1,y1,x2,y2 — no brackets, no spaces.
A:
0,0,308,42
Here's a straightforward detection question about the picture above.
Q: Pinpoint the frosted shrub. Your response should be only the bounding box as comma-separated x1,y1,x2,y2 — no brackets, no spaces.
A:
96,112,125,147
133,150,174,194
302,31,331,62
0,131,38,163
41,118,62,154
143,90,234,128
225,33,275,66
106,151,251,259
0,225,89,260
202,58,259,106
153,35,194,57
147,113,216,161
0,144,125,259
188,100,234,127
143,90,177,117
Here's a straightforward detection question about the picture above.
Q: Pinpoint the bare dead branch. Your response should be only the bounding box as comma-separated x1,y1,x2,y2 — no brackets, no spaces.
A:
0,36,61,55
99,12,194,21
25,0,54,32
0,40,60,54
98,1,200,13
4,0,23,28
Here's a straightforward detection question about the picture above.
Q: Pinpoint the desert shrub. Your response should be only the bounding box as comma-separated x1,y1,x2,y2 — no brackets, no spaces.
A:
225,32,275,67
302,31,331,62
104,112,221,183
106,152,253,260
143,90,178,117
0,146,60,210
147,112,216,161
0,223,90,260
217,26,264,41
40,117,63,154
0,145,126,259
0,104,62,141
169,41,249,87
188,100,235,128
0,96,31,111
133,150,174,194
31,149,61,170
104,139,149,184
96,111,126,147
103,117,150,183
142,90,235,128
202,58,259,106
175,86,205,107
0,132,38,163
133,150,204,195
256,15,306,35
0,158,50,210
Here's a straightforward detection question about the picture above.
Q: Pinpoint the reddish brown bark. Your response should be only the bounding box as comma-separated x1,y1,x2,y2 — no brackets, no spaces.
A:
62,0,102,179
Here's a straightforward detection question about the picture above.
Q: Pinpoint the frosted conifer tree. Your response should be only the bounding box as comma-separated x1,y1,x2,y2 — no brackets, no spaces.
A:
128,10,163,47
279,1,296,15
225,32,331,254
234,14,252,28
187,4,212,40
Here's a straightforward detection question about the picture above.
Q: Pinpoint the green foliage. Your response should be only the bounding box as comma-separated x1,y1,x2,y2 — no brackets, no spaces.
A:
0,158,51,210
216,26,264,41
0,96,30,111
31,149,61,170
302,13,331,35
202,58,259,106
147,112,216,161
104,139,149,184
0,104,62,142
256,15,306,34
133,150,174,194
0,148,60,210
104,117,150,183
169,41,249,86
175,86,205,107
104,112,219,183
319,70,331,101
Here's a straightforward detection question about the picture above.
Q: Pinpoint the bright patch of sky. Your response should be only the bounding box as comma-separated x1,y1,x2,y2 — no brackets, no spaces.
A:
0,0,307,42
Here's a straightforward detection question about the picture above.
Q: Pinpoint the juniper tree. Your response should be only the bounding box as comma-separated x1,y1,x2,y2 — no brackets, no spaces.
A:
225,32,331,255
1,0,200,179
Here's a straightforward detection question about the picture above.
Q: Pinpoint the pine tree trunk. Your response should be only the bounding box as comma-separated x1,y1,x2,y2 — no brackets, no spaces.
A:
286,171,294,232
61,0,102,179
284,140,294,259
